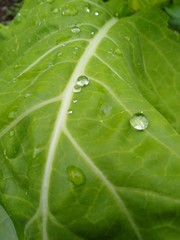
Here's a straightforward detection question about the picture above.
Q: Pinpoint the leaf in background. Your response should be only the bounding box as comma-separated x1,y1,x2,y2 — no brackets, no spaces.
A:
0,205,18,240
0,0,180,240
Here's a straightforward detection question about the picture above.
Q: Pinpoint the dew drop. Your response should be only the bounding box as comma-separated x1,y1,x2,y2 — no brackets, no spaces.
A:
67,165,86,186
12,77,17,84
84,6,91,13
71,25,81,34
24,92,31,98
73,85,82,93
67,109,73,115
114,48,122,56
14,64,19,69
130,113,149,131
94,11,100,16
52,8,59,13
72,99,78,104
61,3,78,16
77,75,90,87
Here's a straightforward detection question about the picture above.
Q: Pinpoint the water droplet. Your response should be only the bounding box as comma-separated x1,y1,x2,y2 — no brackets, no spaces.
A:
67,109,73,115
91,31,95,35
100,104,112,116
130,113,149,131
71,25,81,34
107,48,113,54
12,77,17,84
61,3,78,16
47,0,54,3
73,85,82,93
76,75,90,87
84,6,91,13
24,92,31,98
72,99,78,104
67,165,86,186
14,13,22,24
52,8,59,13
125,36,130,41
14,64,19,69
94,11,100,16
114,48,122,56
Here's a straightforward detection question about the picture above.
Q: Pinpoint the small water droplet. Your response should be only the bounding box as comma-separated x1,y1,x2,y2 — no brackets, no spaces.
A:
24,92,31,98
125,36,130,41
67,165,86,186
76,75,90,87
84,6,91,13
107,48,113,54
73,85,82,93
100,104,112,116
52,8,59,13
9,130,15,137
114,48,122,56
61,3,78,16
14,64,19,69
67,109,73,115
12,77,17,84
72,99,78,104
14,13,22,24
91,31,95,35
130,113,149,131
94,11,100,16
71,25,81,34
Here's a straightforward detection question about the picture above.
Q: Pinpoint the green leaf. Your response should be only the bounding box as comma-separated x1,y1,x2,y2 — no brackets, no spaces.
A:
0,205,18,240
0,0,180,239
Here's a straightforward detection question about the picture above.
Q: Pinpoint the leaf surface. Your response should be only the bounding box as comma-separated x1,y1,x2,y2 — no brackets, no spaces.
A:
0,0,180,239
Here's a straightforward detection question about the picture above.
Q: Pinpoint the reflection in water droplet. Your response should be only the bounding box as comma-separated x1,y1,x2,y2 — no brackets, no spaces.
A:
77,75,90,87
61,3,78,16
67,109,73,115
130,113,149,131
73,85,82,93
71,25,81,34
67,165,86,186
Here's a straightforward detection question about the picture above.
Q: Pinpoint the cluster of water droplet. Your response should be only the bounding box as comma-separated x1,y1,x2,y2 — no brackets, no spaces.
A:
73,75,90,94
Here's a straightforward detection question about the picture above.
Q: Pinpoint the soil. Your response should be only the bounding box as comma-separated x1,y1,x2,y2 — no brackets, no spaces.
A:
0,0,23,23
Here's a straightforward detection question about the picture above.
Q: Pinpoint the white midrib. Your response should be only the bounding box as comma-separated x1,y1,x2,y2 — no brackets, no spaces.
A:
40,18,118,240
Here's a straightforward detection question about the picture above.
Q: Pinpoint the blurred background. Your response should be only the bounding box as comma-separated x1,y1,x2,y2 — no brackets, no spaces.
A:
0,0,23,24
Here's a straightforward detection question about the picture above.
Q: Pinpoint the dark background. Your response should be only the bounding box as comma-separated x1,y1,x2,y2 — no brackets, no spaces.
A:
0,0,23,23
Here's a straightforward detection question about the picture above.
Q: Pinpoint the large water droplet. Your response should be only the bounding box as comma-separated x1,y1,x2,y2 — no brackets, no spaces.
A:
77,75,90,87
130,113,149,131
73,85,82,93
61,3,78,16
71,25,81,34
67,166,86,186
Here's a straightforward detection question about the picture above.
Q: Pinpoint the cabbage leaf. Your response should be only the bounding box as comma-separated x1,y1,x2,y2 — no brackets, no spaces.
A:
0,0,180,239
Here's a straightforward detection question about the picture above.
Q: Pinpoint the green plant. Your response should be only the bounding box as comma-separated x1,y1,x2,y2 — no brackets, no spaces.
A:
0,0,180,239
